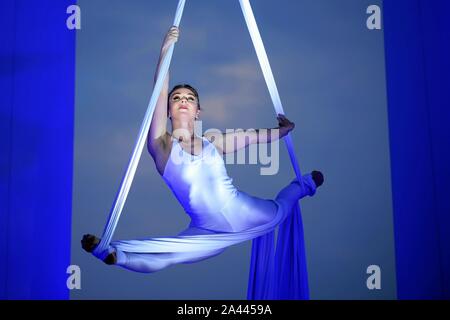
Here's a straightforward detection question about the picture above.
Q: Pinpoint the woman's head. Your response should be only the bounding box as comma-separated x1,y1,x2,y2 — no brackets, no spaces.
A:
168,84,201,121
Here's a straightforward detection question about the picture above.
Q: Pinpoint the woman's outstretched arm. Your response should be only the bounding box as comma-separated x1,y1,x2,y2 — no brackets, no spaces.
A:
204,114,295,154
147,26,179,155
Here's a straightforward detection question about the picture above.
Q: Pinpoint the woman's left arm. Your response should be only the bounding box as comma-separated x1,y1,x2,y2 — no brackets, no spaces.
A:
205,114,295,154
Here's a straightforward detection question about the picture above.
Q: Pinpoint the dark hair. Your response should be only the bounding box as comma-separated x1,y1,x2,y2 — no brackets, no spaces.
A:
168,84,201,114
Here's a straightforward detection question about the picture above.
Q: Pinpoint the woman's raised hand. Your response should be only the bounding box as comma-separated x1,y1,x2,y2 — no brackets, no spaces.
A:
162,26,179,50
277,114,295,137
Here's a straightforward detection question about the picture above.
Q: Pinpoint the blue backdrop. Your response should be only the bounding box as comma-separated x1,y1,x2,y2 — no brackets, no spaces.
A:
384,0,450,299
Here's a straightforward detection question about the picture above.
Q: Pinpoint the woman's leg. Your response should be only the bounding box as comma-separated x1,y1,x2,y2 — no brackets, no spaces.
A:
111,226,226,273
114,247,226,273
82,233,226,273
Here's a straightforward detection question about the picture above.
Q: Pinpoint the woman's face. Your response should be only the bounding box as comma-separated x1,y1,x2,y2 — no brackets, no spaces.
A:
168,88,200,121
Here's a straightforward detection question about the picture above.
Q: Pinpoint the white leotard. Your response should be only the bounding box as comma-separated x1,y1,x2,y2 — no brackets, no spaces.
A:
162,136,278,232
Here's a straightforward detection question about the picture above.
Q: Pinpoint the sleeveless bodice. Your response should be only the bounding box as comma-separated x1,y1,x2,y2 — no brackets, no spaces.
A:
162,136,239,230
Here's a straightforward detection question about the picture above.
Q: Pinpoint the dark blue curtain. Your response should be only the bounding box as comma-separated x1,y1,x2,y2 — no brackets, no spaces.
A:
0,0,76,299
384,0,450,299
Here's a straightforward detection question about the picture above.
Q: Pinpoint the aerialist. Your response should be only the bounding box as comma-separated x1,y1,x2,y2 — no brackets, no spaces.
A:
82,26,324,273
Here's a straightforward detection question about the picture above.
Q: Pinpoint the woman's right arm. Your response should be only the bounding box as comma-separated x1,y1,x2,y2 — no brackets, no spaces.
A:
147,26,179,155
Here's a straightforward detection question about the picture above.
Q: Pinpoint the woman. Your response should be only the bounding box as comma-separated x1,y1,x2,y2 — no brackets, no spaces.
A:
82,26,324,272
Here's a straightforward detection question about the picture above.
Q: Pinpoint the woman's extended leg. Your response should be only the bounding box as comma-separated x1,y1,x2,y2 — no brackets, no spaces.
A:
114,226,227,273
114,247,226,273
82,227,227,274
113,228,227,273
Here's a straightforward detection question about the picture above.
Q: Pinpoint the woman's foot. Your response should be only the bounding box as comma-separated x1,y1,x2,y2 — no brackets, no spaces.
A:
81,234,100,252
104,252,117,265
81,234,117,265
311,170,324,187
